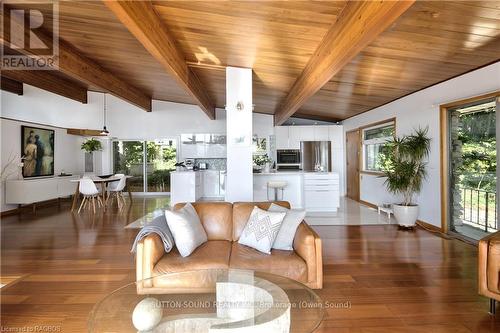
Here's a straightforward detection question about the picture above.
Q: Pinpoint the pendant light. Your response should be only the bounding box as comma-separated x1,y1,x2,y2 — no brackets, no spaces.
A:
100,93,109,136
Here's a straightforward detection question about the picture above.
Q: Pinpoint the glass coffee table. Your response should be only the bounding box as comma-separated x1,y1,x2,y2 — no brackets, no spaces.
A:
89,269,324,333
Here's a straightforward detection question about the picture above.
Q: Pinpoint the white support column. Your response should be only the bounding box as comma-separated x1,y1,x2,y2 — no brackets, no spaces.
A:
225,67,253,202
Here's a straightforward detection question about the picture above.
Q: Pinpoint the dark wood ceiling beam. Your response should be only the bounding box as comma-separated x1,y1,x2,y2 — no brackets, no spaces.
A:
2,70,87,103
1,7,151,111
103,0,215,119
1,77,23,95
292,113,340,123
274,0,415,125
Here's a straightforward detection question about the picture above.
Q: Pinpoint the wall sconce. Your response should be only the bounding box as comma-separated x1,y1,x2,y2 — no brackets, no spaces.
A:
236,101,244,111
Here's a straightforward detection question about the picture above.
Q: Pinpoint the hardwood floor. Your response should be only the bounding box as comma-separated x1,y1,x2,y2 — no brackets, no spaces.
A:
1,198,499,332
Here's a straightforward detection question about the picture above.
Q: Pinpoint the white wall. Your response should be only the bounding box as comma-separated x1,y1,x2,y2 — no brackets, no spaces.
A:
343,61,500,228
0,80,277,211
0,118,85,212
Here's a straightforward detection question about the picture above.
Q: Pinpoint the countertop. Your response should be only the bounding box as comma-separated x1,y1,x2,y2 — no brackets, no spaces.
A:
254,171,338,175
171,170,225,173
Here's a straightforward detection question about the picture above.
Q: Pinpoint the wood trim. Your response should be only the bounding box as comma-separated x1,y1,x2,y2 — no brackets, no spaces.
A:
439,104,449,234
358,117,397,131
416,219,444,234
67,128,107,136
439,91,500,234
274,0,415,125
1,71,87,103
360,170,384,176
440,91,500,109
104,0,215,119
1,9,151,111
359,199,377,209
0,207,21,217
0,77,23,95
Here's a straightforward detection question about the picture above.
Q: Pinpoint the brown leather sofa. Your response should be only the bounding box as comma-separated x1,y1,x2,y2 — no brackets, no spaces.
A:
478,231,500,314
135,201,323,294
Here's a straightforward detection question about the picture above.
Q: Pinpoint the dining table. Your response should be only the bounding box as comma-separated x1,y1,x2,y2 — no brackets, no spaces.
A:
70,175,133,212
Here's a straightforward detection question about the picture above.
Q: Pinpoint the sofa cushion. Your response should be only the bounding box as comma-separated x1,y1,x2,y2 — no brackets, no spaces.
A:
175,202,233,241
165,203,207,257
238,206,286,254
152,240,231,289
229,243,307,283
232,201,291,241
268,203,306,251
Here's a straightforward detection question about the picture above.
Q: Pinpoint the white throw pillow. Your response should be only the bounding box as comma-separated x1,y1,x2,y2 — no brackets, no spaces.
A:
238,206,286,254
164,203,207,257
268,203,306,251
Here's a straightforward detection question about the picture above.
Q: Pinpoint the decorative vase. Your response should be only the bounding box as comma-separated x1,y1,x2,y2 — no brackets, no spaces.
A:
263,163,271,173
393,204,419,227
84,152,94,173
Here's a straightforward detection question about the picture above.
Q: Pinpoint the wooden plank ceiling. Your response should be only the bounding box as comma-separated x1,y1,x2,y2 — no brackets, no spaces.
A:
2,1,499,122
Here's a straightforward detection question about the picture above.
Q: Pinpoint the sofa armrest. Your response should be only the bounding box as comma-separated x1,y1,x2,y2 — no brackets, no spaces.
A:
136,234,165,288
293,222,323,289
478,231,500,299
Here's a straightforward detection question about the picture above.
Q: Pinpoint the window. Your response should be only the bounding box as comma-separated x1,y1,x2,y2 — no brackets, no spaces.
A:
362,121,395,172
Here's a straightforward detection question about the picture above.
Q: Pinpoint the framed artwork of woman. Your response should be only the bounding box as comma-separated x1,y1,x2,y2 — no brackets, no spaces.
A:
21,125,55,178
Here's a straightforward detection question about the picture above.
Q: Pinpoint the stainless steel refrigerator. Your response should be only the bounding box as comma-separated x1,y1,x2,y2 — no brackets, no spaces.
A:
300,141,332,172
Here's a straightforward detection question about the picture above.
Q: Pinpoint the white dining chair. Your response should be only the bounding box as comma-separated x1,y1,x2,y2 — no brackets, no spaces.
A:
78,177,102,214
107,174,125,192
107,175,127,209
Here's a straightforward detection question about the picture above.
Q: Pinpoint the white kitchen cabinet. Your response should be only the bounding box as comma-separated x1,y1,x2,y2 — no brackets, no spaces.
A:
328,125,343,148
314,126,329,141
303,173,340,212
202,170,220,197
275,126,289,150
171,171,198,205
288,126,312,149
205,144,226,158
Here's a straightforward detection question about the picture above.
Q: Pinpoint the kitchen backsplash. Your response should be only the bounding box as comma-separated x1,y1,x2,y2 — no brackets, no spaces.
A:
194,158,227,171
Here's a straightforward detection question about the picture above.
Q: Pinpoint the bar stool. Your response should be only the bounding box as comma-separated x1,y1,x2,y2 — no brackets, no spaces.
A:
267,181,287,201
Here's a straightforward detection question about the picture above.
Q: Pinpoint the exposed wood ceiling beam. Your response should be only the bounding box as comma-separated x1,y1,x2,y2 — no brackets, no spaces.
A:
292,113,340,124
104,0,215,119
1,76,23,95
1,7,151,111
2,70,87,103
274,0,415,125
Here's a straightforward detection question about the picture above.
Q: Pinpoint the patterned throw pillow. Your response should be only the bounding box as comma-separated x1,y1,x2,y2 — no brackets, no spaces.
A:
238,206,286,254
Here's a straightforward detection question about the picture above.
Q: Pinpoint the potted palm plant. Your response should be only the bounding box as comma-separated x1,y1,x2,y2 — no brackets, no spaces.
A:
382,128,431,227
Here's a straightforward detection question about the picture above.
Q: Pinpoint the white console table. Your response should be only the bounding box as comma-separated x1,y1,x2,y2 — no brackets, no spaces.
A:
5,176,80,210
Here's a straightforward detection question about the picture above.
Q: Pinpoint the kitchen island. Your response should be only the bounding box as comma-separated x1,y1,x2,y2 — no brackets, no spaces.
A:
254,171,340,211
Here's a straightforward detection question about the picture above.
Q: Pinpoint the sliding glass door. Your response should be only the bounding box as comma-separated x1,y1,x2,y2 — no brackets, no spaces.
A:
112,139,177,194
146,139,177,193
113,140,144,192
448,98,498,240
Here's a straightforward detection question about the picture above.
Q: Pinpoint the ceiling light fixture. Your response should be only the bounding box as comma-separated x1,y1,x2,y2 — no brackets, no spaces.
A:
100,93,109,136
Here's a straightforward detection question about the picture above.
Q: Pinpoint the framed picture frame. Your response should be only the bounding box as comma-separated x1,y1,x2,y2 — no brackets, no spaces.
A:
21,125,55,178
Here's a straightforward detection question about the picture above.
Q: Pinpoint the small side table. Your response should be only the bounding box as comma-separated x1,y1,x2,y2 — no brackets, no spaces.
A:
377,205,393,219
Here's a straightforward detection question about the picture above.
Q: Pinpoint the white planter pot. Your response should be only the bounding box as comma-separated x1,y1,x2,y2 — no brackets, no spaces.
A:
393,204,419,227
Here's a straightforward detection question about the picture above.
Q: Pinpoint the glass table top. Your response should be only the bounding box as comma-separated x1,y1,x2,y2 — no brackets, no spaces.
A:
88,269,324,333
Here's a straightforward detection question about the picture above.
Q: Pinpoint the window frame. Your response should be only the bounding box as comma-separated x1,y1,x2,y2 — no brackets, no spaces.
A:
360,120,395,174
